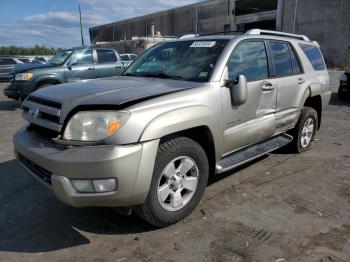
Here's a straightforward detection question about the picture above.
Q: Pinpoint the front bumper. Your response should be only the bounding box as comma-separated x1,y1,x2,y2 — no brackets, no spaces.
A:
4,81,35,99
14,126,159,207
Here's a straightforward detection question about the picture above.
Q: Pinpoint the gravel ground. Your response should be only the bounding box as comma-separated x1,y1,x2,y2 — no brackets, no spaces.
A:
0,71,349,262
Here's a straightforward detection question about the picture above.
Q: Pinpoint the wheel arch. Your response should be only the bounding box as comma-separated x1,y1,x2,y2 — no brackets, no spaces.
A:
303,93,322,130
159,126,217,180
35,77,62,89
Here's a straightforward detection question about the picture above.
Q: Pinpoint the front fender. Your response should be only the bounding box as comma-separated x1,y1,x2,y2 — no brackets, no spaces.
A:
139,105,223,159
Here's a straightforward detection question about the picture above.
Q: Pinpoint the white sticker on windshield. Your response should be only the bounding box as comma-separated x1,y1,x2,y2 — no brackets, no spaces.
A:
190,41,216,48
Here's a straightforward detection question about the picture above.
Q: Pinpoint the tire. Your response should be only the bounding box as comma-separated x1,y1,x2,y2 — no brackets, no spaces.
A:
135,136,209,227
289,107,318,153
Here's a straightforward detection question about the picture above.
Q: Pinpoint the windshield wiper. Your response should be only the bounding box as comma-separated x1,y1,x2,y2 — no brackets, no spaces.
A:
143,73,184,80
123,72,135,76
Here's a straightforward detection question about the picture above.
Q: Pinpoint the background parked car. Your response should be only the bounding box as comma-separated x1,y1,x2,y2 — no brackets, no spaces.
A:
120,53,138,66
4,46,125,100
338,71,350,100
0,57,23,81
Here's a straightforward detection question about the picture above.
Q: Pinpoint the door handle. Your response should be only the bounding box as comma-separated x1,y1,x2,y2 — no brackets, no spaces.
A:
298,78,305,84
116,65,123,68
261,83,275,91
88,67,95,70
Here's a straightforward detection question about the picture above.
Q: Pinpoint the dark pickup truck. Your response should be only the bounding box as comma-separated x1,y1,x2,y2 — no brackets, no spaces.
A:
4,47,125,100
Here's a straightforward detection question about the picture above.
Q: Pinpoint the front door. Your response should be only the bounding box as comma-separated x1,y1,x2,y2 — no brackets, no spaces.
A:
221,40,277,155
65,49,98,82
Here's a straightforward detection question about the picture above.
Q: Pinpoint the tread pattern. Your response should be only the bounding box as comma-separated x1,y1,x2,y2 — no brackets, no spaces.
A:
289,106,318,153
135,136,209,227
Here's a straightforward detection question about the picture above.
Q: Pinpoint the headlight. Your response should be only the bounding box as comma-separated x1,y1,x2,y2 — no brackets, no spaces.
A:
63,111,130,141
15,72,34,81
340,73,348,82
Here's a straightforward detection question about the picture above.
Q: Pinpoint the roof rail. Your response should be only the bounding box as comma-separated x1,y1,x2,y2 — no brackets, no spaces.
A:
179,34,198,39
245,29,310,41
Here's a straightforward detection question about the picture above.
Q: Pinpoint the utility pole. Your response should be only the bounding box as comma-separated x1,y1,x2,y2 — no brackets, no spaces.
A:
293,0,298,33
79,4,85,46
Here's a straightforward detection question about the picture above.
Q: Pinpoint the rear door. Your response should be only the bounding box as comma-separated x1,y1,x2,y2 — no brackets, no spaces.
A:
94,49,124,78
221,40,277,154
267,40,304,132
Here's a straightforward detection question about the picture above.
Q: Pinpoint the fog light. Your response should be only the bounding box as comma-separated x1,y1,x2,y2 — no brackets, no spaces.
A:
71,178,117,193
71,179,94,193
93,178,117,193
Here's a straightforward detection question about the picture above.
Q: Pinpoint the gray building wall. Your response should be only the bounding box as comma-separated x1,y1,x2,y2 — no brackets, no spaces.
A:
90,0,349,67
282,0,350,68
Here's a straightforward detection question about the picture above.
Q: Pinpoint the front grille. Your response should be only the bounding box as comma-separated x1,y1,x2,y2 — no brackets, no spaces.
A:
18,153,52,185
22,95,62,132
27,124,60,139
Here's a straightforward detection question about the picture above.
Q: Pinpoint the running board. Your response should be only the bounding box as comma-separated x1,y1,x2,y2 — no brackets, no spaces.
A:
216,134,293,174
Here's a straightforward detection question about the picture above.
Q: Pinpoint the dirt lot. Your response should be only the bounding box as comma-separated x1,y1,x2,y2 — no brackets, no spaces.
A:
0,71,349,262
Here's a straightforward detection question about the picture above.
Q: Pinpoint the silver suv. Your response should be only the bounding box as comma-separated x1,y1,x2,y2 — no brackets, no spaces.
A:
14,30,331,227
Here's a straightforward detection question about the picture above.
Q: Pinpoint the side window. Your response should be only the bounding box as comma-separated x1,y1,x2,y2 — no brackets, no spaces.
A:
2,58,17,65
76,50,94,65
120,55,128,61
269,41,293,77
96,49,117,64
289,46,302,74
130,55,138,60
227,41,268,82
299,43,326,71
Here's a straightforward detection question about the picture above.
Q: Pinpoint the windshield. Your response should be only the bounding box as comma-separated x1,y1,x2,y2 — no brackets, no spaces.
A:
49,50,73,65
123,39,229,82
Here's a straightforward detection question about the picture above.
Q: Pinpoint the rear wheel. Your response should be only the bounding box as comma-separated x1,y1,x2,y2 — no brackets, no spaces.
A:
135,137,209,227
289,107,318,153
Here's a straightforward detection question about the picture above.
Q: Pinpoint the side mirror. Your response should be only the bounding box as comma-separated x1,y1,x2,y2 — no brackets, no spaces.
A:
224,74,248,106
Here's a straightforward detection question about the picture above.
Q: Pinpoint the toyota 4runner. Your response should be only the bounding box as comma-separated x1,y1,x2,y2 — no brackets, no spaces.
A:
14,30,331,227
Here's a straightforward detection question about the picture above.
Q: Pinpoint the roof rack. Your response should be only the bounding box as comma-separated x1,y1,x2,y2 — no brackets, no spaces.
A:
245,29,310,41
200,30,245,37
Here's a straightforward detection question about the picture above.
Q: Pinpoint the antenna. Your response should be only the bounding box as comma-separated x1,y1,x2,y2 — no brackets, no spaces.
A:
79,4,85,46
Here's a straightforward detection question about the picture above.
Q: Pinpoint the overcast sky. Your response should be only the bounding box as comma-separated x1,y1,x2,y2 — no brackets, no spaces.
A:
0,0,201,48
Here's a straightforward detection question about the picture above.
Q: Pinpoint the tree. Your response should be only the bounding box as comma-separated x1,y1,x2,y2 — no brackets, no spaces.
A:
0,45,62,56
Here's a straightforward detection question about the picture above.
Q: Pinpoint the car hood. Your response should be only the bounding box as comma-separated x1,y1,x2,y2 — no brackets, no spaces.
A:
30,76,202,121
13,63,57,73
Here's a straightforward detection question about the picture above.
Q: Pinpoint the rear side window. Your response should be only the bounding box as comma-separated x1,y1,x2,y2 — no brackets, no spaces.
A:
97,49,117,64
299,44,326,71
269,41,293,77
227,41,269,82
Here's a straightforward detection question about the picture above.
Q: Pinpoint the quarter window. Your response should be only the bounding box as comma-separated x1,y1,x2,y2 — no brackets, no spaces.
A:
227,41,268,82
299,43,326,71
97,49,118,64
269,41,293,77
289,46,302,74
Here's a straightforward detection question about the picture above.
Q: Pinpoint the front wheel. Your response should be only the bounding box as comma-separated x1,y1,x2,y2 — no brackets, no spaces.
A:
135,137,209,227
289,107,318,153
